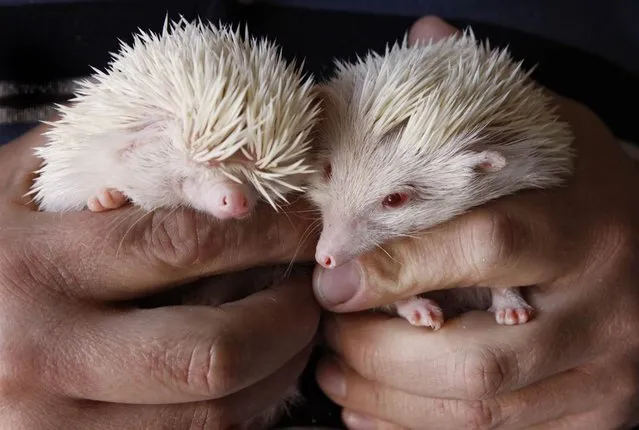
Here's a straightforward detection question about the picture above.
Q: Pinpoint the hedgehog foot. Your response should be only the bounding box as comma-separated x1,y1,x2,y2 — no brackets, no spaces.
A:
489,287,535,325
395,296,444,330
87,188,128,212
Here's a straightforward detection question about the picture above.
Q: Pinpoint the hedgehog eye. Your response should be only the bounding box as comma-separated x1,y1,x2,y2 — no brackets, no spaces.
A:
323,163,332,180
382,192,409,208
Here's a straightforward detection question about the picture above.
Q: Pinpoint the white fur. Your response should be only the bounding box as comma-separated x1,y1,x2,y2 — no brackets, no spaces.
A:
309,29,575,260
308,30,576,325
28,17,321,212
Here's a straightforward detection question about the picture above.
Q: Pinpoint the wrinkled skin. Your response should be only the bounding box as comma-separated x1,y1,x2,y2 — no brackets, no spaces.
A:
311,17,639,430
0,123,320,429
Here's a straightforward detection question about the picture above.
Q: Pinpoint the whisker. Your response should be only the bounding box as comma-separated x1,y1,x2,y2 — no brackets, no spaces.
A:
96,209,144,263
395,232,421,240
283,220,322,277
375,243,400,265
289,219,321,261
151,206,180,237
114,209,153,259
285,208,322,214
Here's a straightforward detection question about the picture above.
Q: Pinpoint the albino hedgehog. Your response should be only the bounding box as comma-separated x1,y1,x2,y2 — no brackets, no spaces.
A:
28,17,320,220
308,30,575,329
26,17,321,429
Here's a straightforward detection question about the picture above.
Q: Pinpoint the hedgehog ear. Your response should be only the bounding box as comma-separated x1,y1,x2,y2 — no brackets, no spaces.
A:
468,149,507,174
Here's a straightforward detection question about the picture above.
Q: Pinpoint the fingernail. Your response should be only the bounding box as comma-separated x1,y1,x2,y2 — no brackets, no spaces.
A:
313,260,361,307
316,357,346,398
343,410,376,430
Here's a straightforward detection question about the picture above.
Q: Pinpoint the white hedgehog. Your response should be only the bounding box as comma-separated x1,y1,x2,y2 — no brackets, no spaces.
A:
25,17,320,428
28,17,320,220
308,29,575,328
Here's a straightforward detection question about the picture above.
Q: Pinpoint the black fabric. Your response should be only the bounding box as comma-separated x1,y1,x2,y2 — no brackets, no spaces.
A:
231,3,639,144
1,0,637,142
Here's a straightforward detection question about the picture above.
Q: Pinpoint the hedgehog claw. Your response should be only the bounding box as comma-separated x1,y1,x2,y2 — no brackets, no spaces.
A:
87,188,127,212
395,296,444,330
489,287,535,325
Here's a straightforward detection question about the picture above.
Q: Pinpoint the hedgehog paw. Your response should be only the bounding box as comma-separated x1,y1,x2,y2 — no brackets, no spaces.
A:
489,287,535,325
395,296,444,330
87,188,128,212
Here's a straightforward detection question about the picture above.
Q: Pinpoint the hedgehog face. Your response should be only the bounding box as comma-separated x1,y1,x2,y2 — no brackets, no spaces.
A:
306,34,575,270
310,132,465,268
308,128,514,269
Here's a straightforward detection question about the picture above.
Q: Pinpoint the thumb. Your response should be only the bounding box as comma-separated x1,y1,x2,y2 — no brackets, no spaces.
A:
310,17,468,312
407,16,462,45
312,222,467,312
312,204,563,312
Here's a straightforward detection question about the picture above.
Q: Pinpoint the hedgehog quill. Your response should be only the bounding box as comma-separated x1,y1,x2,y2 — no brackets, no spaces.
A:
309,30,575,329
28,17,320,219
26,17,321,429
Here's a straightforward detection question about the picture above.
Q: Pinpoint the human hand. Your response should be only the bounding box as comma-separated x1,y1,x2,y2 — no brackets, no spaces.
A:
312,17,639,429
0,124,320,429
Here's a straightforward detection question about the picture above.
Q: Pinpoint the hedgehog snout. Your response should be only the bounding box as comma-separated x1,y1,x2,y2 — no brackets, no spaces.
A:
316,251,336,269
182,176,256,220
315,216,362,270
217,187,251,218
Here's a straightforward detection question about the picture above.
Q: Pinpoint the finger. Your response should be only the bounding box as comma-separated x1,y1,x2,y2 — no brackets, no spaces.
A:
96,347,310,429
408,16,462,46
528,411,630,430
312,97,622,314
312,34,620,315
316,356,626,430
491,358,638,429
0,122,53,209
43,275,319,403
312,196,574,312
39,346,310,430
311,182,554,317
317,355,469,430
11,192,318,301
0,123,318,301
320,305,611,402
342,410,406,430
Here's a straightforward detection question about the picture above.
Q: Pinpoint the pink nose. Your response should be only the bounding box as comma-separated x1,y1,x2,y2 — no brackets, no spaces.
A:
316,252,337,269
218,189,250,218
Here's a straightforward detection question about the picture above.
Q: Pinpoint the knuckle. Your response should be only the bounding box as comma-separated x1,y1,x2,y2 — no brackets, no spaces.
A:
460,346,508,400
468,209,521,273
457,399,500,430
201,337,240,398
144,209,218,270
165,333,239,399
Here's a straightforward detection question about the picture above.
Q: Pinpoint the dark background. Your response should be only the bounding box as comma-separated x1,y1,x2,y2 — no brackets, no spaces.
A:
1,0,638,427
0,0,638,144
